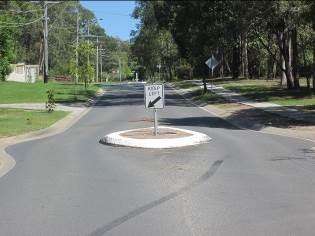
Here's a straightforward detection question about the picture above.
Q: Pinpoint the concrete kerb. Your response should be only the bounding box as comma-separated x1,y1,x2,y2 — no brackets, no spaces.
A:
100,126,211,149
0,87,105,178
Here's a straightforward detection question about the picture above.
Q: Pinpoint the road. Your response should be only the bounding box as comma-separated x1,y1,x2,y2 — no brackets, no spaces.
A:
1,83,315,236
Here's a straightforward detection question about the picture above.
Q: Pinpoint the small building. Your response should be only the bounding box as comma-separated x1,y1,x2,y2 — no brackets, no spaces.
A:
6,63,39,83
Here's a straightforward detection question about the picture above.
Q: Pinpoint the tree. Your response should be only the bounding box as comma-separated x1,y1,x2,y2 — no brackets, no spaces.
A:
151,0,314,93
131,1,179,81
0,1,127,83
0,14,15,80
70,40,95,89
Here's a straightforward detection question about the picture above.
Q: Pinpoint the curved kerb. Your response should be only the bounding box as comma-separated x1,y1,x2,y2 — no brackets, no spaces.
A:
100,126,211,149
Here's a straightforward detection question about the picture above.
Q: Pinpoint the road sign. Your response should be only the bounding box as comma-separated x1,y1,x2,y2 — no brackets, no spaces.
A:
205,55,219,70
144,84,164,109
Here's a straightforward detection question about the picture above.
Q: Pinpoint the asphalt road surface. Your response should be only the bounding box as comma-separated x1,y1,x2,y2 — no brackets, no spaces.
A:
1,83,315,236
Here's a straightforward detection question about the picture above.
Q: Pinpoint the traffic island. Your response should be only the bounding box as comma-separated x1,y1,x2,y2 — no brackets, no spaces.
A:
100,126,211,149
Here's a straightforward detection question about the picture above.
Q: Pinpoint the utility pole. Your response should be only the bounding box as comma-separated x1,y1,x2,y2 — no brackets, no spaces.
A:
75,4,79,84
31,1,59,83
42,1,60,83
118,40,122,82
87,19,90,83
118,57,122,82
99,46,104,82
96,36,99,82
43,1,48,83
98,47,106,83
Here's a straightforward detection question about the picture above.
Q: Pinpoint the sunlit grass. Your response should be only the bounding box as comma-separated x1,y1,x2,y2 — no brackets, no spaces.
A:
215,79,315,109
0,81,101,104
0,108,68,137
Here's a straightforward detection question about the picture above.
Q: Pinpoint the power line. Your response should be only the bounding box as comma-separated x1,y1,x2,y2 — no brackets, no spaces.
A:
49,26,76,30
47,3,69,32
0,8,42,13
0,16,43,28
0,3,54,14
0,16,42,25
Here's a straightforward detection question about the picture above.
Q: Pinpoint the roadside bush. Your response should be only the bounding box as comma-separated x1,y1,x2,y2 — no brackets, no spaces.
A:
176,63,192,80
0,57,11,81
45,89,56,112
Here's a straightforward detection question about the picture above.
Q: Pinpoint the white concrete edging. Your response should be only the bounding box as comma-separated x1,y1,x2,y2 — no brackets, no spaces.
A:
100,126,211,149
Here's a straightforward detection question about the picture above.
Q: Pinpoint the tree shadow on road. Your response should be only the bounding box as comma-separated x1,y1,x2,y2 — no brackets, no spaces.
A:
93,85,197,107
160,116,239,130
224,107,315,130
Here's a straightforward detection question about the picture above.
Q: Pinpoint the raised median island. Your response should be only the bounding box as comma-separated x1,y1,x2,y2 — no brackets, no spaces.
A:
100,126,211,149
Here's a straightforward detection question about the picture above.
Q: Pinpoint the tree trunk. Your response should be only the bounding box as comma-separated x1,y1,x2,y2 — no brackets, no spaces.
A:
220,50,224,78
232,40,240,79
313,22,315,93
301,39,311,91
272,59,277,79
243,33,249,78
225,60,231,73
291,27,300,89
267,36,272,80
267,57,271,80
243,34,245,77
189,67,193,80
202,64,207,93
283,30,294,89
168,65,173,81
281,55,287,86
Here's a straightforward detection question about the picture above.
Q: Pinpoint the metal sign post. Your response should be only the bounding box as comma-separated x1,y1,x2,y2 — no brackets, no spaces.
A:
144,84,164,136
154,108,158,136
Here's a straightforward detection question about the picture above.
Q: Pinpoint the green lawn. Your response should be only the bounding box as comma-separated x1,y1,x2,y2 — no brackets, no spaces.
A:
199,91,228,105
214,79,315,110
173,80,198,89
0,81,101,104
0,108,69,137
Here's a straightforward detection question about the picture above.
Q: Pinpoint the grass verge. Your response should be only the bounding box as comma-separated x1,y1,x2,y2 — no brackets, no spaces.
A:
199,91,228,105
214,79,315,110
0,108,69,137
173,80,198,89
0,81,101,104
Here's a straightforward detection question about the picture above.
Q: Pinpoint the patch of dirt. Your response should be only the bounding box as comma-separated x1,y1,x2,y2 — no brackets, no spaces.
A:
120,127,193,139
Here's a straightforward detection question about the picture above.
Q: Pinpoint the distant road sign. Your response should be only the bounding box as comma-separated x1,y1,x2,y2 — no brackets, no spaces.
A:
205,55,219,70
144,84,164,109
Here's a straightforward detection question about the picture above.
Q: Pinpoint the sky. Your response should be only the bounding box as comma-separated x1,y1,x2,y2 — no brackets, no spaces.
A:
80,1,138,41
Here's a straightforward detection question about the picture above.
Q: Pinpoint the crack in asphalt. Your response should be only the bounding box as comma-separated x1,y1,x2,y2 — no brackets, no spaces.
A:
87,160,223,236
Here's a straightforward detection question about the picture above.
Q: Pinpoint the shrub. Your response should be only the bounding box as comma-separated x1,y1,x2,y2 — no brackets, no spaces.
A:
45,89,56,112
